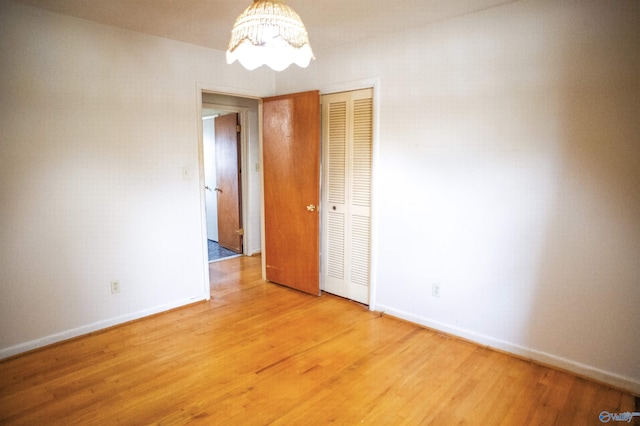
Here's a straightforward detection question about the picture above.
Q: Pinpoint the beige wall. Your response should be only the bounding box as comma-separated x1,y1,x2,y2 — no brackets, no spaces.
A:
278,0,640,392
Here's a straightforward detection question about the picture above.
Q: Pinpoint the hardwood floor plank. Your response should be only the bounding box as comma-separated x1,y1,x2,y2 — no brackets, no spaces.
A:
0,255,637,425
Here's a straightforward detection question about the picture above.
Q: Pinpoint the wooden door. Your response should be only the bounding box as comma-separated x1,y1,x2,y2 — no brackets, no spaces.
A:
263,91,320,295
215,113,243,253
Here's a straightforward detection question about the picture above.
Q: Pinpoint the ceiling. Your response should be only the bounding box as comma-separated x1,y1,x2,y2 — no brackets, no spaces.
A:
13,0,516,52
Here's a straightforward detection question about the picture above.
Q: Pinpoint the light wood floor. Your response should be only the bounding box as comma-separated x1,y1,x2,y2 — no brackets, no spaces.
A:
1,255,637,425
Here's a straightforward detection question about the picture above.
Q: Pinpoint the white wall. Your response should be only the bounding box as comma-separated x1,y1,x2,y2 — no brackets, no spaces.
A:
1,0,638,396
202,116,219,242
0,1,274,357
277,0,640,393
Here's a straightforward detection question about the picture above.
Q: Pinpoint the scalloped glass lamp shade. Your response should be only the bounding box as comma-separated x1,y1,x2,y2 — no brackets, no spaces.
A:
226,0,314,71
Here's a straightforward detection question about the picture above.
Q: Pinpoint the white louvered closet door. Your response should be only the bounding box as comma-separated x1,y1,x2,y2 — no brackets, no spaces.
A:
321,88,373,305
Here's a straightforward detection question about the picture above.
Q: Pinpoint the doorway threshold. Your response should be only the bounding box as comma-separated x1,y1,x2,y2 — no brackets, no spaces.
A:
208,239,242,262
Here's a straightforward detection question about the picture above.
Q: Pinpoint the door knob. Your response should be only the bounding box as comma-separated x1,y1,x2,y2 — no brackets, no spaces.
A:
205,186,212,191
214,187,222,193
306,204,316,212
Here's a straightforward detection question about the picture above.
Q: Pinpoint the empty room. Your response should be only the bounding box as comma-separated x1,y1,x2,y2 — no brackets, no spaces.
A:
1,0,638,424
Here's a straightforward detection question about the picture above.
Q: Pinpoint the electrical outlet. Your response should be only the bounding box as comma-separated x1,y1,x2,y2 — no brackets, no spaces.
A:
110,280,121,294
432,283,440,298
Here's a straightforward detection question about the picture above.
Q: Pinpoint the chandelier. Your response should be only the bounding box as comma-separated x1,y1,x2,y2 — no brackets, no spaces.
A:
226,0,314,71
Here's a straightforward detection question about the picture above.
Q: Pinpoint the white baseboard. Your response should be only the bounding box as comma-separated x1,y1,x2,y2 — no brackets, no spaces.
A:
0,296,206,361
375,304,640,396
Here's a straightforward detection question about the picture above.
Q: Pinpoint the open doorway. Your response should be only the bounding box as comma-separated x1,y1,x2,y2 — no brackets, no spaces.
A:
202,108,243,262
199,91,262,266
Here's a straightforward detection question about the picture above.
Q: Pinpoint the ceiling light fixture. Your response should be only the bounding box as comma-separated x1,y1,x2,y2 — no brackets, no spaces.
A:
226,0,314,71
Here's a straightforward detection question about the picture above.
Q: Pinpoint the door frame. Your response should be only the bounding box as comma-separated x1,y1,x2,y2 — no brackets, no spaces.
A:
196,84,262,300
195,80,380,311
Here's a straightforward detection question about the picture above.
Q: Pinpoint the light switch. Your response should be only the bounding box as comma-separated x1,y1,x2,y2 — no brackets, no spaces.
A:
182,166,191,180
